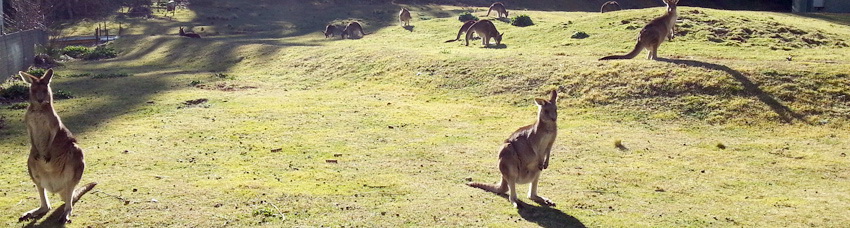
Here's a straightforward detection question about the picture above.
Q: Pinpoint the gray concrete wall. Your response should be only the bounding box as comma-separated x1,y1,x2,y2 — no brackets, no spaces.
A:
0,29,47,78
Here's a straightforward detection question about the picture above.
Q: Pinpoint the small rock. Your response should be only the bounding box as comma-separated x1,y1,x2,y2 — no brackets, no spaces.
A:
464,177,472,182
333,154,343,157
151,199,159,203
325,160,338,164
270,148,282,152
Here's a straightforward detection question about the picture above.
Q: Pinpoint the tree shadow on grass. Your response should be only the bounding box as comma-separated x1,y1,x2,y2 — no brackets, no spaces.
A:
657,58,809,124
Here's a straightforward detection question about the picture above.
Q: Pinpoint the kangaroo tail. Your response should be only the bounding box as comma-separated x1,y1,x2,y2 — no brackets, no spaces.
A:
360,28,368,35
599,40,644,60
445,39,458,43
487,8,493,17
72,182,98,204
466,179,508,194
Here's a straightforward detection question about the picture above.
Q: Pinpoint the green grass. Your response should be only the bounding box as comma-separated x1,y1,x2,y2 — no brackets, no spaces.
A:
1,1,849,227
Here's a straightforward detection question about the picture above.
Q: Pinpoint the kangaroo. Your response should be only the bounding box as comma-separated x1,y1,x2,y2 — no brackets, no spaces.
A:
465,20,503,47
179,26,201,38
599,0,678,60
323,24,339,38
468,90,558,208
18,69,97,223
600,1,622,13
445,20,477,43
340,22,368,39
487,2,509,18
399,8,412,26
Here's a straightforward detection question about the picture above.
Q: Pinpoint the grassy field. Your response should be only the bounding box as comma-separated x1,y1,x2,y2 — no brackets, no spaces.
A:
2,0,849,227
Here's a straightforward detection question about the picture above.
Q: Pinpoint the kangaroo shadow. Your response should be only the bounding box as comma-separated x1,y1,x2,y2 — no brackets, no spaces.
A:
483,43,508,49
469,187,586,228
656,58,808,124
403,25,415,32
22,204,71,228
495,17,512,23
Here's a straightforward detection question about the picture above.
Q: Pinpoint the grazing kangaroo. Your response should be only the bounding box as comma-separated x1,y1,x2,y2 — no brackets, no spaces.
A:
179,26,201,38
18,69,97,223
323,24,339,38
465,20,503,47
445,20,477,43
487,2,509,18
341,22,368,39
600,1,622,13
600,0,678,60
399,8,412,26
468,90,559,208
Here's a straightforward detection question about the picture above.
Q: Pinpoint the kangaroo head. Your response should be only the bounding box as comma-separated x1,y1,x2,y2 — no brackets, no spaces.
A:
495,32,504,45
19,69,55,105
505,10,509,17
664,0,678,12
179,26,184,34
534,90,558,122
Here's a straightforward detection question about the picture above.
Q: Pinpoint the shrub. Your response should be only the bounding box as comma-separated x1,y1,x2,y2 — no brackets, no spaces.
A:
54,90,75,99
61,45,119,60
84,45,119,60
571,31,590,39
26,68,47,77
62,46,89,58
0,82,29,100
458,12,478,22
92,72,131,79
510,14,534,27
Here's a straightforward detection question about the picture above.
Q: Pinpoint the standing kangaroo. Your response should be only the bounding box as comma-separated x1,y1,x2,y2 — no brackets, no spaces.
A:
18,69,97,223
600,1,622,13
465,20,503,47
487,2,509,18
600,0,678,60
341,22,368,39
399,8,412,27
468,90,558,208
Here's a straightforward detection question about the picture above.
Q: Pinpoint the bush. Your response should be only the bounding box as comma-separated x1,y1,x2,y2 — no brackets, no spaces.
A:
458,12,478,22
92,72,131,79
510,14,534,27
26,68,47,77
61,45,119,60
84,45,119,60
0,82,29,100
54,90,75,99
62,46,89,58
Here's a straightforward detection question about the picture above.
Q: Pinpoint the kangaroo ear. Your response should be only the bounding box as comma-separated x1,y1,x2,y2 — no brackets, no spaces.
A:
19,71,37,84
41,69,55,83
549,90,557,103
534,98,548,106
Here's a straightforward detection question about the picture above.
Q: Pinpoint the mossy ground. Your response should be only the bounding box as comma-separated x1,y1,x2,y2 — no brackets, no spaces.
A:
1,1,849,227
